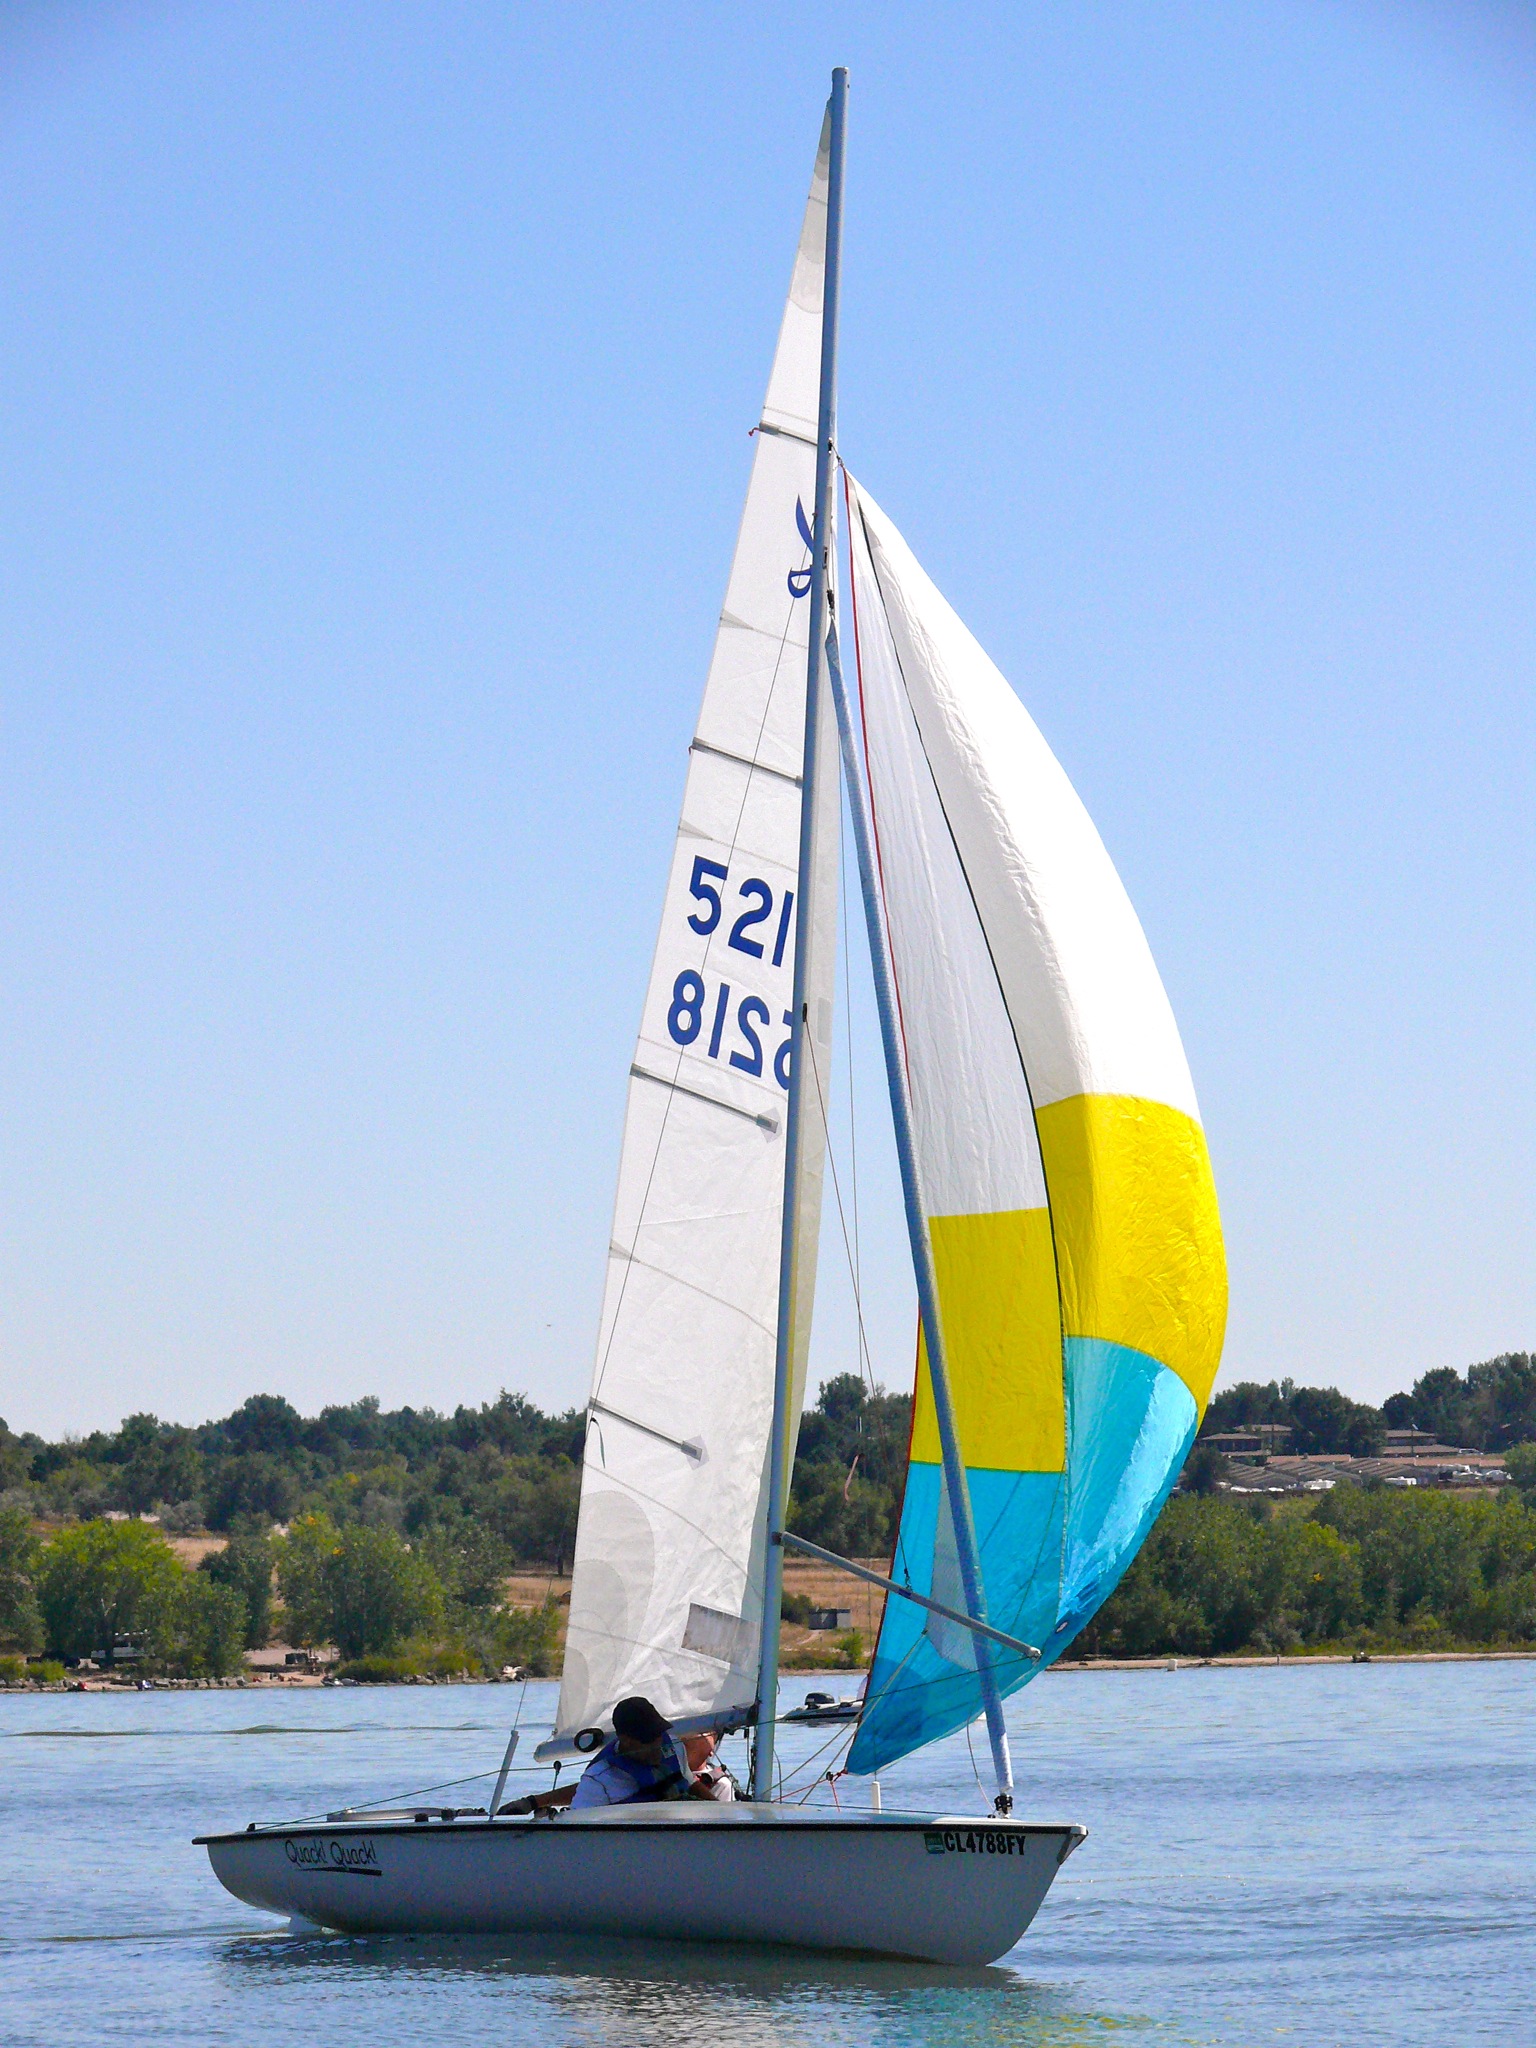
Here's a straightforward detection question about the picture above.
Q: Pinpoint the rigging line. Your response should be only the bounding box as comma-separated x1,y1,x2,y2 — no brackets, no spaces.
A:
589,565,810,1409
839,800,866,1358
779,1718,859,1797
834,792,893,1450
842,472,913,1084
838,499,918,1660
965,1717,987,1800
270,1752,576,1831
805,787,897,1548
780,1718,854,1786
790,1732,859,1803
800,972,900,1532
270,1766,501,1826
802,1014,878,1410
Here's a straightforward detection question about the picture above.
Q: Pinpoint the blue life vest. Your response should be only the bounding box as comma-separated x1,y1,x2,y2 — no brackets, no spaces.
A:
569,1736,687,1809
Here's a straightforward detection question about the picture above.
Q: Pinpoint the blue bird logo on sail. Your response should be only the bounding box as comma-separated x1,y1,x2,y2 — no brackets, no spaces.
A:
788,499,815,598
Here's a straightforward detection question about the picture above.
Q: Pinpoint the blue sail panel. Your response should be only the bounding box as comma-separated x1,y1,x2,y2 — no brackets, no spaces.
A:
847,1464,1061,1775
847,1339,1198,1777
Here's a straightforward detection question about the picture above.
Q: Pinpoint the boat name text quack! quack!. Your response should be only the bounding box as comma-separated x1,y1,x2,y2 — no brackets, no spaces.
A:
283,1837,381,1876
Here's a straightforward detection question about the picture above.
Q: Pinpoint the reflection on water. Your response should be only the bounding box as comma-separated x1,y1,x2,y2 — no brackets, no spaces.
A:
0,1664,1529,2048
220,1926,1148,2048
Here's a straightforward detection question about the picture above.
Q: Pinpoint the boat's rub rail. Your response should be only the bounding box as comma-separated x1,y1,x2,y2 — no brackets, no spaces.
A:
195,1815,1089,1848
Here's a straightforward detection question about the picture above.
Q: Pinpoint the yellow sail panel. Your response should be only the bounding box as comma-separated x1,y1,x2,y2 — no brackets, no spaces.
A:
909,1208,1065,1474
1036,1094,1226,1413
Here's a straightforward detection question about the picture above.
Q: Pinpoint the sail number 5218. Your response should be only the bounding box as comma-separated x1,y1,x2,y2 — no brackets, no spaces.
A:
669,856,796,1085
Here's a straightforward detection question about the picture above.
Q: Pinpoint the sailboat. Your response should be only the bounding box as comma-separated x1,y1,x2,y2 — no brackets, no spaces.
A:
199,70,1225,1966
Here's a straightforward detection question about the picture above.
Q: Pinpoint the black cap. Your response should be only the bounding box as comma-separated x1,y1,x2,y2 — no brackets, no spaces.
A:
612,1695,672,1743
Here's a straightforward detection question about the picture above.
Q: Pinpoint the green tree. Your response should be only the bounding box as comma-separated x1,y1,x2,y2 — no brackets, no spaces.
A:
490,1598,563,1676
1201,1379,1384,1454
1202,1378,1295,1432
1270,1515,1363,1641
37,1521,183,1665
494,1461,580,1573
219,1392,306,1458
787,1470,895,1557
0,1506,43,1653
199,1533,275,1647
278,1513,444,1659
785,1375,913,1556
275,1513,337,1645
40,1461,116,1523
1504,1442,1536,1500
205,1453,297,1531
1318,1488,1489,1639
794,1374,911,1499
419,1522,512,1611
1286,1387,1385,1457
0,1416,32,1492
1387,1356,1536,1451
147,1572,246,1678
1082,1496,1274,1657
1181,1444,1231,1495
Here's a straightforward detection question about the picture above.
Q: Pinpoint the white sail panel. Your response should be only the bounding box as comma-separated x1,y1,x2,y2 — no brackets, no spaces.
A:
552,125,838,1744
849,534,1045,1220
846,481,1197,1120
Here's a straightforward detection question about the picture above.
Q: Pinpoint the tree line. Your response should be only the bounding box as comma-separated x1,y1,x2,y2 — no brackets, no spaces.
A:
0,1507,562,1684
1078,1460,1536,1659
0,1354,1529,1679
1202,1354,1535,1455
3,1358,1525,1567
0,1389,586,1559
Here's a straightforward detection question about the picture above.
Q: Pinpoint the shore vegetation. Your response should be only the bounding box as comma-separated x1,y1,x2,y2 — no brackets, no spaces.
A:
0,1353,1529,1678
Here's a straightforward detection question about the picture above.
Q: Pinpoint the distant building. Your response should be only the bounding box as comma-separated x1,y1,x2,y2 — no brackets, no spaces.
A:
1383,1428,1438,1454
1203,1422,1292,1456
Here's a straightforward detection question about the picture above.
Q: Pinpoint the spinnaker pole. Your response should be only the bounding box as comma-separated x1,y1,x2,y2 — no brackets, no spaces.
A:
825,609,1016,1811
752,64,847,1804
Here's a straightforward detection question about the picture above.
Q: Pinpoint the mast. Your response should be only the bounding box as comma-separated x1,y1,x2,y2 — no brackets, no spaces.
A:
825,615,1016,1812
752,65,847,1804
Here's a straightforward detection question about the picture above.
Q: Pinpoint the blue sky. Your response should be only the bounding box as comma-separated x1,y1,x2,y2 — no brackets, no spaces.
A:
1,2,1530,1437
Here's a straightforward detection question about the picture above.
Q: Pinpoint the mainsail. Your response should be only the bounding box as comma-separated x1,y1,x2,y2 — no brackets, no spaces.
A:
842,476,1227,1776
547,124,840,1747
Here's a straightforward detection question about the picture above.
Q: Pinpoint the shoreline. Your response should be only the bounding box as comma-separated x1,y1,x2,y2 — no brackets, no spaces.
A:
1049,1648,1536,1671
5,1646,1535,1694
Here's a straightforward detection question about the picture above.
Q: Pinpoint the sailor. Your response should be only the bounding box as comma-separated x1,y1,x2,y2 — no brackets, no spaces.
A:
682,1729,736,1802
569,1695,692,1808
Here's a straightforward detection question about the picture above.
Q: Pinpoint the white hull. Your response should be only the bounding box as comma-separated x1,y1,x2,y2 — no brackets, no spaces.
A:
200,1803,1085,1966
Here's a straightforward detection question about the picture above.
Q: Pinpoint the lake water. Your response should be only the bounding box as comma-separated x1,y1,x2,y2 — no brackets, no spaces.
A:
0,1661,1528,2047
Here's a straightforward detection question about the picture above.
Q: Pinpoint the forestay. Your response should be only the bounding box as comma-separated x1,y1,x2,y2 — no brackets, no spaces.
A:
842,476,1226,1776
548,125,840,1749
